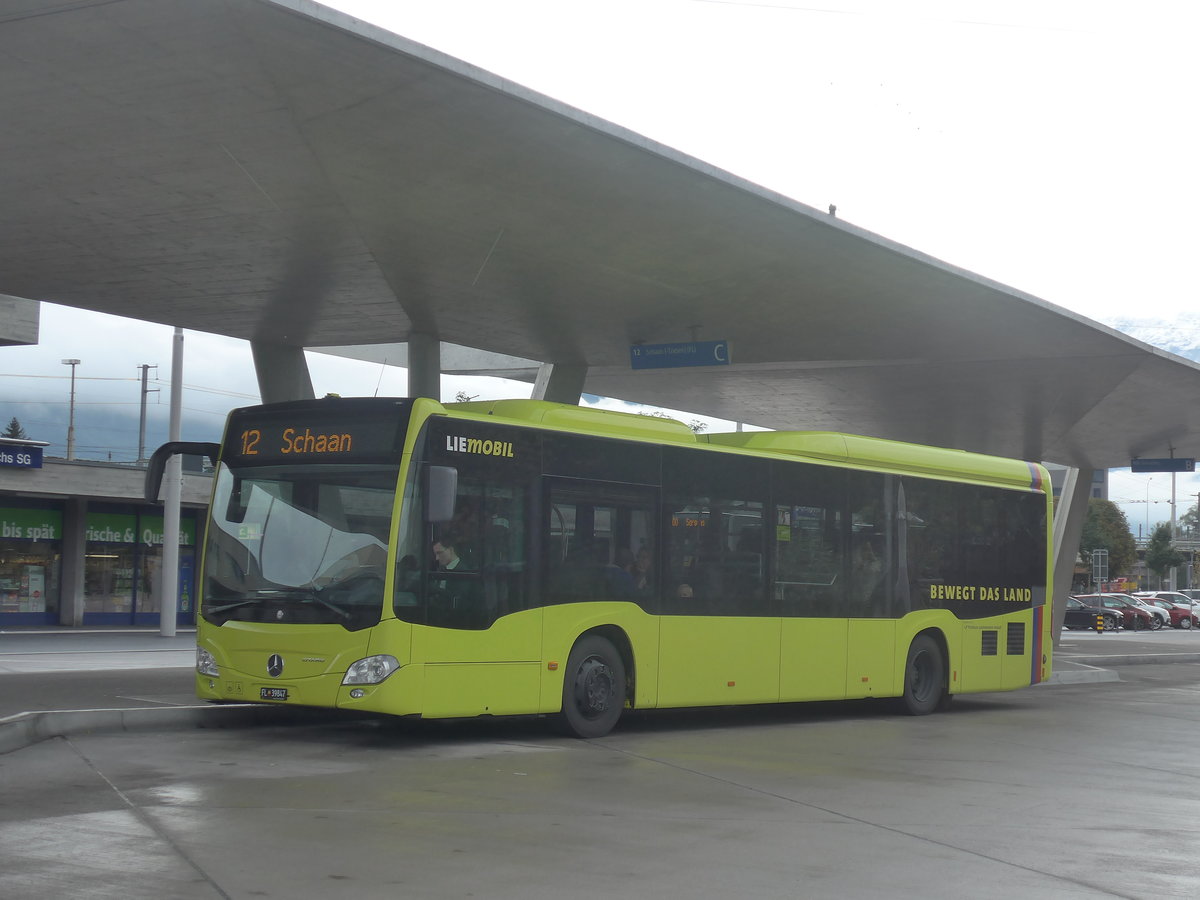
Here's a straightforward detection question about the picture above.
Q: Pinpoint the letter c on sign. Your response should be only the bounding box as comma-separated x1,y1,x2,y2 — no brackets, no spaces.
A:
713,342,728,363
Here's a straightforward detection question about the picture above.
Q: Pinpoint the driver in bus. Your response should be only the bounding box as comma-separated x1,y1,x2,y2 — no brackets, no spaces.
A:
432,534,467,581
431,532,484,624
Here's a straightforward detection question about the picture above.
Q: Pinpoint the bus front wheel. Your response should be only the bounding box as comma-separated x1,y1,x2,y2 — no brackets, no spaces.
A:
900,634,945,716
559,635,626,738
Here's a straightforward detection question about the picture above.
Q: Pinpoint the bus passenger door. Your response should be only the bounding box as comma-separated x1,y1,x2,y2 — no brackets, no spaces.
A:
657,483,777,708
773,469,850,701
410,468,543,717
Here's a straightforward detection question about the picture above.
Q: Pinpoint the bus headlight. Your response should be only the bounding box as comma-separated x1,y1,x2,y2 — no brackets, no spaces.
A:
343,655,400,685
197,647,220,677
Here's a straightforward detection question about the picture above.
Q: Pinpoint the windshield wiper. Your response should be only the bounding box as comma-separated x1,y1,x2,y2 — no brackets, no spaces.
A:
308,587,352,620
205,598,263,615
207,589,351,619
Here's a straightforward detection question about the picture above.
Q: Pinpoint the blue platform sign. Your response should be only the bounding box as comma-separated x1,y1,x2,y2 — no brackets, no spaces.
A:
1130,457,1195,473
0,446,42,469
630,340,730,370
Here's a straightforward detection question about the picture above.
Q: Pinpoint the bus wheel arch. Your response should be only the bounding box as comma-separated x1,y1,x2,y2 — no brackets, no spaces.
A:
900,629,949,716
558,627,632,738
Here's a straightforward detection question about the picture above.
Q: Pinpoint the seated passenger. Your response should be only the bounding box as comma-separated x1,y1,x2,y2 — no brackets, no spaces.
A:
633,547,654,595
604,548,639,599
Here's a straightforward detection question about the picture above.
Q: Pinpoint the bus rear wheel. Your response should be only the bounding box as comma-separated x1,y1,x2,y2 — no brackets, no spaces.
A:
900,634,945,716
559,635,626,738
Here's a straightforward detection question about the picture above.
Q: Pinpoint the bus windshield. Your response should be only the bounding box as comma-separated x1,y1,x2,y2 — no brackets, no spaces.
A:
203,462,398,631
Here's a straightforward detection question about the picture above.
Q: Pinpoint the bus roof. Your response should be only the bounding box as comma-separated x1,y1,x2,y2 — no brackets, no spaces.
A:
445,398,1044,490
705,431,1043,489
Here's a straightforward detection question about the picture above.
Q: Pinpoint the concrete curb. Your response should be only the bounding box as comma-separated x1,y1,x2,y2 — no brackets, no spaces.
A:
0,704,361,755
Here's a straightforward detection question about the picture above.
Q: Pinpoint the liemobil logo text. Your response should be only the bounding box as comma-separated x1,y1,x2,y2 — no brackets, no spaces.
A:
445,435,515,458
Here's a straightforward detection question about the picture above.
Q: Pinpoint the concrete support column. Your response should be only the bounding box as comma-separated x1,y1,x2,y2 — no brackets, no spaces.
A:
532,363,588,405
1050,466,1093,644
251,342,315,404
407,333,441,400
59,497,87,626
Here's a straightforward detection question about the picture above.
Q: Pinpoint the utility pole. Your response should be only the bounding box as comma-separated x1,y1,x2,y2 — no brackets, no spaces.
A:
137,364,159,463
61,358,80,460
161,329,183,638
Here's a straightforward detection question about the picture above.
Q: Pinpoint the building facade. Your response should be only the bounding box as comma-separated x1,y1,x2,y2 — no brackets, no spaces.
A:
0,451,210,628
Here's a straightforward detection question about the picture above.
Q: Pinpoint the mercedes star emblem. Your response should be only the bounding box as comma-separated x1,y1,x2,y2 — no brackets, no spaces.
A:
267,654,284,677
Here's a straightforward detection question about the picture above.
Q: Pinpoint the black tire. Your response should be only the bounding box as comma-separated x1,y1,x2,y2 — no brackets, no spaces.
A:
559,635,626,738
899,633,945,716
1181,616,1193,630
1102,614,1118,632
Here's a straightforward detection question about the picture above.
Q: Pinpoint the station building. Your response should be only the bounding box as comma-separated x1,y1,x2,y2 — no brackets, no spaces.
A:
0,442,210,628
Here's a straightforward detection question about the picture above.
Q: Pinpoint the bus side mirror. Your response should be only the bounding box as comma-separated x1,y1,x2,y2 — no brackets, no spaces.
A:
145,441,221,502
426,466,458,522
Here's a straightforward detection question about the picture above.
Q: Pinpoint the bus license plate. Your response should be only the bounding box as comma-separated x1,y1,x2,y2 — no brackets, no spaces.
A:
260,687,289,701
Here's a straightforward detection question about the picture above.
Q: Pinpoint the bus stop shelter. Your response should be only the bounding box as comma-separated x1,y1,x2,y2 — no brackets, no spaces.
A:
4,0,1200,631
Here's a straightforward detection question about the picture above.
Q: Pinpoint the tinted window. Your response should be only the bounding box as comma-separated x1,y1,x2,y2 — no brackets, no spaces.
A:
847,471,894,617
396,419,535,630
543,483,657,609
903,477,1045,619
663,447,767,616
543,433,659,484
773,462,845,616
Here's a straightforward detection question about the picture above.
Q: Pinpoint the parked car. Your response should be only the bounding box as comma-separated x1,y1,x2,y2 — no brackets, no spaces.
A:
1178,589,1200,602
1134,592,1200,628
1141,597,1199,629
1064,596,1120,631
1090,592,1165,629
1138,590,1198,610
1074,594,1155,631
1117,594,1171,629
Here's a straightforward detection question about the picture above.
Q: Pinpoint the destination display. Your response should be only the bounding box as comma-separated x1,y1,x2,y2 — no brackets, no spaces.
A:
223,398,413,466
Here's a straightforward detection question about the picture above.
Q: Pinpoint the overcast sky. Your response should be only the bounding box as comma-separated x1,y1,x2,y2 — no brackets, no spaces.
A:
3,0,1197,529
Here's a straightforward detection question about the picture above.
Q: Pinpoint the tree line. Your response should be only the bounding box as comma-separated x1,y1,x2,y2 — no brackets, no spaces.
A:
1081,498,1187,586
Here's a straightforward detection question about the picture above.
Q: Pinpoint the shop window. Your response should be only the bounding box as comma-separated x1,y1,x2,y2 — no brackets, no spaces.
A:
0,506,63,619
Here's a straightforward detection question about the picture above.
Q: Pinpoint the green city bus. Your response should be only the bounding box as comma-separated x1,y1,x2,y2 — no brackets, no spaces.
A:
149,396,1052,737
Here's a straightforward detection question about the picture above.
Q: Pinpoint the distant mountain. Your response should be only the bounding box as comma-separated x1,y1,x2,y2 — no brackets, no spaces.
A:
13,403,220,464
1105,314,1200,363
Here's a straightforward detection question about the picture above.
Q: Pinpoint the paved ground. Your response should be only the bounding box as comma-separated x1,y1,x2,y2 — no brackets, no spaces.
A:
0,629,196,720
3,627,1200,898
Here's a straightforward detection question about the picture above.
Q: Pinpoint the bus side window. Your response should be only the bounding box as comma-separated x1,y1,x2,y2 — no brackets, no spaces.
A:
772,462,845,617
664,448,767,617
847,472,892,618
403,472,529,630
543,485,656,608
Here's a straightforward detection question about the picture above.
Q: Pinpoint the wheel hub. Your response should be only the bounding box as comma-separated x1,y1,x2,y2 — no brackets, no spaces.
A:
575,657,613,718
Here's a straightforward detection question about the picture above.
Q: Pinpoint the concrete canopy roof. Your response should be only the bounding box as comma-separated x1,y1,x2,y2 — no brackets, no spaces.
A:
2,0,1196,470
